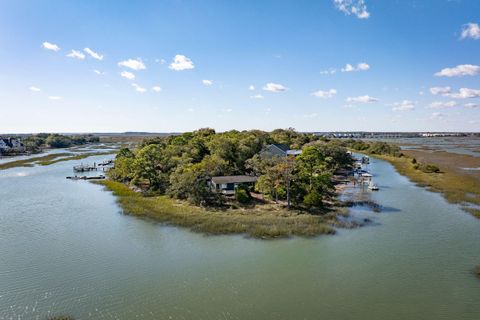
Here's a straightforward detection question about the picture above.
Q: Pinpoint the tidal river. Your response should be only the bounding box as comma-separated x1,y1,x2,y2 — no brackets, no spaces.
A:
1,154,479,320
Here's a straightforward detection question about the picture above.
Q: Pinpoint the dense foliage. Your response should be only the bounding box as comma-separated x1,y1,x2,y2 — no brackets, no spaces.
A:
109,129,354,211
21,133,100,151
342,139,403,157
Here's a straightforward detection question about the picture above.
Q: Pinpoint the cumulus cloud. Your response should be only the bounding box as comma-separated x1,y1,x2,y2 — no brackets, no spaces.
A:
169,55,194,71
202,79,213,86
447,88,480,99
120,71,135,80
251,94,264,99
392,100,416,111
66,49,85,60
93,69,105,75
42,41,60,51
333,0,370,19
263,83,287,92
434,64,480,77
461,23,480,40
29,86,41,92
430,86,451,95
152,86,162,92
312,89,337,98
48,96,62,100
465,103,480,108
132,83,146,93
346,95,379,103
249,85,255,91
427,101,457,109
84,48,103,60
341,62,370,72
118,58,146,70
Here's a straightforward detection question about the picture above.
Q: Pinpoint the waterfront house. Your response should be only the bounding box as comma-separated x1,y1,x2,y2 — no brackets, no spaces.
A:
209,175,258,194
0,137,25,154
260,144,302,158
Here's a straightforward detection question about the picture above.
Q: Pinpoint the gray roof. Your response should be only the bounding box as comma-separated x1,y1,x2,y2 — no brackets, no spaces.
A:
211,175,258,184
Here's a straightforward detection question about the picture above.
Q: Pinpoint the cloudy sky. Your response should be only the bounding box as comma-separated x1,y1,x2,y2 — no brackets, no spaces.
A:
0,0,479,133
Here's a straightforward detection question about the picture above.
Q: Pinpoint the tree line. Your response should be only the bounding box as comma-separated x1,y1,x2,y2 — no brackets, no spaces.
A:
109,128,355,211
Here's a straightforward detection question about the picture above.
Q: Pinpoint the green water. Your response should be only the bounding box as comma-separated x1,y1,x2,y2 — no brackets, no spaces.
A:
1,154,479,319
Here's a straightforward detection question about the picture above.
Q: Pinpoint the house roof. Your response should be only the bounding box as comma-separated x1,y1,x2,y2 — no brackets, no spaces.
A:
271,144,289,152
211,175,258,184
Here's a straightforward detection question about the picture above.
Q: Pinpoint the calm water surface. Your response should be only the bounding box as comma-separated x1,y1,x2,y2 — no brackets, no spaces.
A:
1,154,480,319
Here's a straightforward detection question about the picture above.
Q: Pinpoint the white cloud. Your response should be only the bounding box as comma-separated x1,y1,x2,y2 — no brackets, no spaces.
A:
320,68,337,75
392,100,416,111
120,71,135,80
303,113,318,118
118,58,146,70
222,108,233,113
341,62,370,72
93,69,105,75
249,85,255,91
430,86,451,95
461,23,480,40
447,88,480,99
66,50,85,60
84,48,103,60
169,55,194,71
187,108,195,113
427,101,457,109
132,83,146,93
48,96,62,100
346,95,379,103
312,89,337,98
430,112,445,119
152,86,162,92
465,103,480,108
333,0,370,19
42,41,60,51
434,64,480,77
29,86,41,92
155,58,166,64
251,94,264,99
202,79,213,86
263,82,287,92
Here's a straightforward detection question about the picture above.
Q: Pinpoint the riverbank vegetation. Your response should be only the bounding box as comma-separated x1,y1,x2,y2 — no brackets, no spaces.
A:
345,139,480,218
0,151,115,170
98,180,338,238
105,128,356,237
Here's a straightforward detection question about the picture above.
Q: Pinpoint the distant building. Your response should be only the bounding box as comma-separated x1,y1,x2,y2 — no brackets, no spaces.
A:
209,175,258,194
0,137,25,154
260,144,302,158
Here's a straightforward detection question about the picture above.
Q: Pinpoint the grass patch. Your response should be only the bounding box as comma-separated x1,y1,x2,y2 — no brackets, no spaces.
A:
37,151,116,165
475,265,480,278
372,153,480,219
96,180,337,239
0,153,73,170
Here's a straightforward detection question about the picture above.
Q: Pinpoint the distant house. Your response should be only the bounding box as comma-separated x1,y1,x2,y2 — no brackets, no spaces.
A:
260,144,302,158
209,175,258,194
0,137,25,154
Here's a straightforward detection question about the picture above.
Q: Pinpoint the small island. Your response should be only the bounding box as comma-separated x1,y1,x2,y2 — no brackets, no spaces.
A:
100,128,362,238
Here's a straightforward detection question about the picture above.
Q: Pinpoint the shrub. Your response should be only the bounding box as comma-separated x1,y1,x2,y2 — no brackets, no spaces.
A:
235,187,250,204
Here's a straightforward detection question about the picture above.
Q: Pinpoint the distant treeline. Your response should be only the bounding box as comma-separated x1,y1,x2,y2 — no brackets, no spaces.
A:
22,133,99,152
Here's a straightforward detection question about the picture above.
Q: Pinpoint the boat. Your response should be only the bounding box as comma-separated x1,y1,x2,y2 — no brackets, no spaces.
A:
368,181,379,191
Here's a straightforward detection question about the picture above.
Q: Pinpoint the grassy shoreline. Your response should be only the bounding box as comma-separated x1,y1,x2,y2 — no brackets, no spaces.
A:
96,180,340,239
0,151,116,170
370,152,480,218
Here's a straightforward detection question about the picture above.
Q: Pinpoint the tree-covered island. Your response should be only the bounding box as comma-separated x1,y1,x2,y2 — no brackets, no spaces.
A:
102,128,358,238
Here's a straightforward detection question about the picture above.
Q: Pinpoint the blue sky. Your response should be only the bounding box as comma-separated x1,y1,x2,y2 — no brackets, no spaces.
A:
0,0,479,133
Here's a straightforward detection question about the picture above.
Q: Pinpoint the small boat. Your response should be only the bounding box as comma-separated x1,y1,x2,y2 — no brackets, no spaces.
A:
368,181,379,191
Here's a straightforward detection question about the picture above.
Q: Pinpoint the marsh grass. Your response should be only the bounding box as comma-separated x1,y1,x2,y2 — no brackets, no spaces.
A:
0,153,73,170
475,265,480,277
96,180,337,239
37,151,115,165
373,153,480,218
